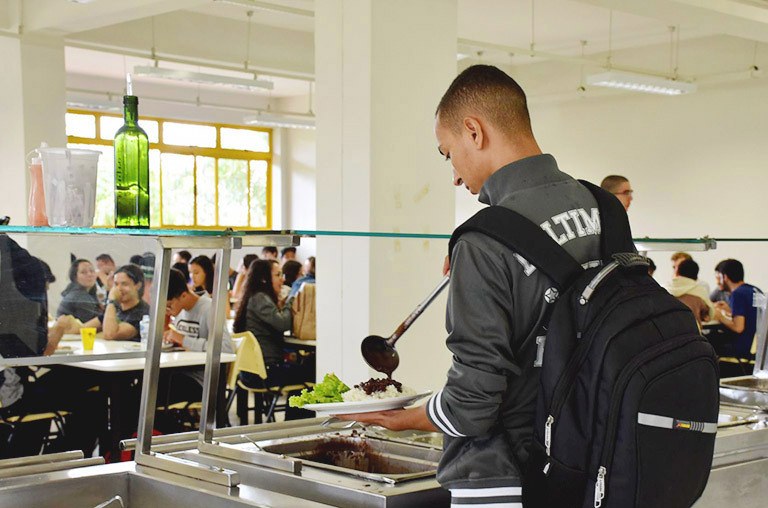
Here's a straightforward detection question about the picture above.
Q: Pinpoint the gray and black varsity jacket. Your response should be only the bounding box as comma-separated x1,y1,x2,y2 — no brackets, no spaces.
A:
426,154,603,505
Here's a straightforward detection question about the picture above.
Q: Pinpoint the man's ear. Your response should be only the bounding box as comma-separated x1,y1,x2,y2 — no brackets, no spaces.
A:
462,117,484,150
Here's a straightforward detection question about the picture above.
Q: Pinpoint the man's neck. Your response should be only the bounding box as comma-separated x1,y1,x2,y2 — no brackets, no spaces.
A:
183,292,200,311
488,139,543,177
727,280,745,292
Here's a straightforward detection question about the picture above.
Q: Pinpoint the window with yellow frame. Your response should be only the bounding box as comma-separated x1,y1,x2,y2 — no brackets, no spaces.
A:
65,110,272,230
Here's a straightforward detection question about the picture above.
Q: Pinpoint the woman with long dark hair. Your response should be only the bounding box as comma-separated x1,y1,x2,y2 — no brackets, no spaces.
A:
233,259,293,365
57,259,102,322
189,255,214,296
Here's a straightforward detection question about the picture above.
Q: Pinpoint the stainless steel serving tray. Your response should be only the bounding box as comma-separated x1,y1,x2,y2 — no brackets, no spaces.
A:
256,430,441,485
720,376,768,410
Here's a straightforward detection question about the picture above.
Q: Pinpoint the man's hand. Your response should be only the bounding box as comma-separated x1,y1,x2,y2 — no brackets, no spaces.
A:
108,285,120,303
442,255,451,276
163,329,184,347
98,270,114,290
335,405,438,432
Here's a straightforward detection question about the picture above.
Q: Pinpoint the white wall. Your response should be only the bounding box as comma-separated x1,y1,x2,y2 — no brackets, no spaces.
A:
456,77,768,294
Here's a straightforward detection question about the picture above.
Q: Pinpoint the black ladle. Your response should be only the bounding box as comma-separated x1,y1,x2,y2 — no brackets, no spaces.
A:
361,276,450,377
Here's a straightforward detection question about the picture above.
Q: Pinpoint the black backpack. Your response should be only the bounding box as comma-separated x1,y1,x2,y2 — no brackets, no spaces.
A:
451,181,719,508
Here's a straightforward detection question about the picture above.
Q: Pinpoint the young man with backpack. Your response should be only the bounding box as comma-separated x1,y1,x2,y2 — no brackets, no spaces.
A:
342,65,718,508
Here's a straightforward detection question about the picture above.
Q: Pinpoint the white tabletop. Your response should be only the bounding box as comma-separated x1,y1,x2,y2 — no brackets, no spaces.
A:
57,339,235,372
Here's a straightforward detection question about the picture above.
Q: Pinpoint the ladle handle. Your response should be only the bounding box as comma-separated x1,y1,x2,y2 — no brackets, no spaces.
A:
388,276,450,346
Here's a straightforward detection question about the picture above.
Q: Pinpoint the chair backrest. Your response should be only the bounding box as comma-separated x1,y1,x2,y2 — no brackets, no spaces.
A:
228,331,269,389
292,282,316,340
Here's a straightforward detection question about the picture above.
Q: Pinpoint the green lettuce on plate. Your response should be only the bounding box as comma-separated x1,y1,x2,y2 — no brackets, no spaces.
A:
289,373,350,408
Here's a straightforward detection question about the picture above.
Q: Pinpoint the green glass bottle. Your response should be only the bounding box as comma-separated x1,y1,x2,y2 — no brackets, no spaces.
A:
114,93,150,228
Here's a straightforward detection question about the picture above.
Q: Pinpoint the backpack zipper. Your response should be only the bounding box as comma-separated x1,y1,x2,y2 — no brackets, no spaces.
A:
544,287,660,455
591,334,706,507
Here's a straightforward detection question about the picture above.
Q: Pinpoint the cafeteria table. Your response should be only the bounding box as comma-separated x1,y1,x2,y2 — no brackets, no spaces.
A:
54,338,235,461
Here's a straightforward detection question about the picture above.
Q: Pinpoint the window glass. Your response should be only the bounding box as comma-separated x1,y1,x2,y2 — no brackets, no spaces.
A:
220,127,269,152
250,160,268,228
218,159,249,227
139,120,159,143
163,122,216,148
160,154,195,225
100,117,159,143
149,149,161,226
196,157,216,226
99,116,122,140
66,113,96,138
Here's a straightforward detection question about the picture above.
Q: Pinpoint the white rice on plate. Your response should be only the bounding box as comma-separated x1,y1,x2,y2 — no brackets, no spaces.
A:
342,384,416,402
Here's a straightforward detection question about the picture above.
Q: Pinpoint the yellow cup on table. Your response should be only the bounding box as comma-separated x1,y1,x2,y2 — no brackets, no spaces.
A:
80,327,97,351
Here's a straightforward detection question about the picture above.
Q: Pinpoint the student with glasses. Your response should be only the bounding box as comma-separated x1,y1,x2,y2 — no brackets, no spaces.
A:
600,174,633,211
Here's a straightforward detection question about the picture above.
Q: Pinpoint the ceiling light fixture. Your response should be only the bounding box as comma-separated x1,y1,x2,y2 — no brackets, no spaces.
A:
586,70,697,95
244,112,315,130
132,66,274,91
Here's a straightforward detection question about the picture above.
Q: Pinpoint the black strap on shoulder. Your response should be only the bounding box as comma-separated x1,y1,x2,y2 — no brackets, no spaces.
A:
578,179,636,260
449,207,584,290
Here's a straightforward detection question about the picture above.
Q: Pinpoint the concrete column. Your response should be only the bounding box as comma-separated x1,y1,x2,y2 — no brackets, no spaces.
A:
315,0,457,390
0,34,66,226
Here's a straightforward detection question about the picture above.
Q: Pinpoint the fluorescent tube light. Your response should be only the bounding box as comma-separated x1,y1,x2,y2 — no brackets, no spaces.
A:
133,66,274,91
633,238,716,252
244,112,315,130
587,70,696,96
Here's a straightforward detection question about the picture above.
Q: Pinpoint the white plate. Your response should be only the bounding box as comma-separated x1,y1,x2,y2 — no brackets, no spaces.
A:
61,334,83,342
303,391,432,416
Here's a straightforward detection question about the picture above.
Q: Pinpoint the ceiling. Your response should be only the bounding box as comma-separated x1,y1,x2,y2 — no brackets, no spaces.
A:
4,0,767,104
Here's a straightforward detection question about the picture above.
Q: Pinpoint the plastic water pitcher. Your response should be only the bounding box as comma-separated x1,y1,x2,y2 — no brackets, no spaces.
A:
39,147,101,227
26,143,49,226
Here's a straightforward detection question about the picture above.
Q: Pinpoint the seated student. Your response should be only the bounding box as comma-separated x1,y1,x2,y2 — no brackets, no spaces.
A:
95,253,116,303
281,260,302,301
671,251,711,295
0,236,103,458
189,255,214,297
261,246,278,261
668,259,714,328
56,259,103,323
61,264,149,341
161,268,234,406
232,254,258,310
712,259,763,359
289,256,315,298
233,260,312,420
709,260,732,304
233,260,294,370
172,261,190,284
280,247,297,265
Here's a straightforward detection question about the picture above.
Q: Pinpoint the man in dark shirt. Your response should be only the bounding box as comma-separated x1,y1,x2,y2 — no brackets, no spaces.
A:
713,259,762,358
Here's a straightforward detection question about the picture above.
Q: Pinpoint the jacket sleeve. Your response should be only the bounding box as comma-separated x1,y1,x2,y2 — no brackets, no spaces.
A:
426,237,518,438
247,293,293,333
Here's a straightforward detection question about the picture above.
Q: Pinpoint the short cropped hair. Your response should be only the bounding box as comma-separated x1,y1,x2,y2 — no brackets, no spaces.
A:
716,259,744,283
436,65,532,137
96,253,114,264
167,268,190,300
176,250,192,263
671,252,692,263
281,247,297,258
677,259,699,280
600,175,629,193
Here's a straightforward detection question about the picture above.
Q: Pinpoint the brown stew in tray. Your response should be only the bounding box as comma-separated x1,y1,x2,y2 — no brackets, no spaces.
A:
292,437,431,475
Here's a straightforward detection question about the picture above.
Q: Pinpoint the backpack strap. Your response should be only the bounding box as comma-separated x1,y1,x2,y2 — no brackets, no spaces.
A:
578,180,636,260
449,206,584,290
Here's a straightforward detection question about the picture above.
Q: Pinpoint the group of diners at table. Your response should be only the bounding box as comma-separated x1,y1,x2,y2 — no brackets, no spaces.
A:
0,237,317,461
